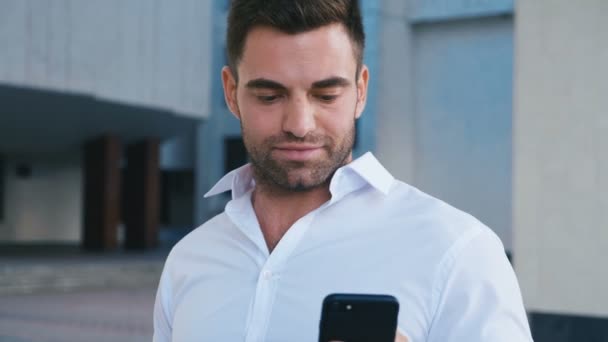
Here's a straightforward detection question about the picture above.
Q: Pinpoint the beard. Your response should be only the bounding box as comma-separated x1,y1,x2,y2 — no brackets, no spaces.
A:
242,123,355,193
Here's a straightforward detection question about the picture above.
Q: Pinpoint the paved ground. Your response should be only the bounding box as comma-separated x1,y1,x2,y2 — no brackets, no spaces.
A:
0,245,168,296
0,287,156,342
0,243,170,341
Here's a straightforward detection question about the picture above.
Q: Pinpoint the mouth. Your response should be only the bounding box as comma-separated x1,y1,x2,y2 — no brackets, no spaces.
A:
272,144,324,161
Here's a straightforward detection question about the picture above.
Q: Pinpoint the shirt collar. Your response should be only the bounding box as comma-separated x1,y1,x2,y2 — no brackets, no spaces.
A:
204,152,394,200
204,163,255,200
339,152,394,195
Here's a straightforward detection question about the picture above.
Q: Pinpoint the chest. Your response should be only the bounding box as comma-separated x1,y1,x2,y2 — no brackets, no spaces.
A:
170,231,436,342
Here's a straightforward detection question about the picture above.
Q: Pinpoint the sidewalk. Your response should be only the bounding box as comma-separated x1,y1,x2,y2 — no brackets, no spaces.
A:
0,245,168,295
0,246,168,342
0,287,157,342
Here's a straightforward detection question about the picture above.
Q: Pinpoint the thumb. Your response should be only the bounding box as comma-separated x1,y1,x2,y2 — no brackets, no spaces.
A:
395,331,408,342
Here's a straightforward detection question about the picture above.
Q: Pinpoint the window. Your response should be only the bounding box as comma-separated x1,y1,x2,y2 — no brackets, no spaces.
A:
224,137,248,174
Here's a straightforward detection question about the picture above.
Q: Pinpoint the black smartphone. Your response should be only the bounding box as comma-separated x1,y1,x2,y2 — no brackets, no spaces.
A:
318,293,400,342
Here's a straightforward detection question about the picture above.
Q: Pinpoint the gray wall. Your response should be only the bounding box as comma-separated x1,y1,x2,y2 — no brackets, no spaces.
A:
0,152,82,242
411,17,513,250
0,0,213,119
513,0,608,316
161,134,195,171
195,0,242,224
0,1,213,243
377,0,514,250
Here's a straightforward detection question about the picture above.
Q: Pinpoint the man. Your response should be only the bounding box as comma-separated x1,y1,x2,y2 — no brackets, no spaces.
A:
153,0,533,341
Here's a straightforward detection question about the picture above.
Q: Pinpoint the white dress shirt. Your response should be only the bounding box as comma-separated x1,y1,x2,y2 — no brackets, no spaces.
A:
153,152,533,342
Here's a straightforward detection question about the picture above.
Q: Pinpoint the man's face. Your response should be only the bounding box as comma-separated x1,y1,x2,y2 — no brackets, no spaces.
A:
222,23,369,192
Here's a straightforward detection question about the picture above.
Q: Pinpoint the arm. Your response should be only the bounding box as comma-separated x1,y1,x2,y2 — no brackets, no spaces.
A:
426,228,533,341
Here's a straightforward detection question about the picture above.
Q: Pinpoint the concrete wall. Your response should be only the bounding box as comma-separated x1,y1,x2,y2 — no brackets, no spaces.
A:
0,0,213,119
409,0,513,23
377,0,514,249
160,135,194,171
376,0,513,183
0,134,196,244
195,0,241,224
513,0,608,316
377,0,416,182
411,16,514,250
354,0,381,158
0,152,82,243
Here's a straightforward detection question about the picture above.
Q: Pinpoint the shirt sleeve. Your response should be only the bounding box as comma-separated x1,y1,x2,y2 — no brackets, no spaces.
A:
426,227,533,342
153,262,173,342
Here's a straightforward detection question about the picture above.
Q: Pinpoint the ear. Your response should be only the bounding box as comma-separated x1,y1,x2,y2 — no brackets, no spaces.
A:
354,65,369,120
222,66,241,119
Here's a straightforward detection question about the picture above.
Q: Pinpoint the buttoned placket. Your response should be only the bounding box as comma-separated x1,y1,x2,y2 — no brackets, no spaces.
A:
226,190,331,342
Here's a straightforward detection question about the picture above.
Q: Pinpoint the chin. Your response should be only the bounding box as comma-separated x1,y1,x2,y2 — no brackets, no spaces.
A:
284,181,326,192
282,173,330,192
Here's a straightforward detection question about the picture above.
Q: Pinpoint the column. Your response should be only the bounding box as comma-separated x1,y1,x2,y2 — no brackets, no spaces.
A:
124,139,160,249
83,135,121,250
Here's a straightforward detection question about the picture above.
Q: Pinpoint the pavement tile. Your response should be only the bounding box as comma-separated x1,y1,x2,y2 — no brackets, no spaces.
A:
0,287,156,342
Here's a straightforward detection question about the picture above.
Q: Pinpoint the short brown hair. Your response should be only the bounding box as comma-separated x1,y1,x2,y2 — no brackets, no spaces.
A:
226,0,365,81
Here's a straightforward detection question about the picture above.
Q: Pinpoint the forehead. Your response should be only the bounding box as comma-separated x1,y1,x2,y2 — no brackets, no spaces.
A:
238,23,358,85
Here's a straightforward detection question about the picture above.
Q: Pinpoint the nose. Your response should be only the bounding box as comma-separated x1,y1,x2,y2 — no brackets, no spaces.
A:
282,95,316,138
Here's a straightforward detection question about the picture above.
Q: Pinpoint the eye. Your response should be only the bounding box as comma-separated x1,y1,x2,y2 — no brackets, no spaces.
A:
316,94,338,103
257,94,282,104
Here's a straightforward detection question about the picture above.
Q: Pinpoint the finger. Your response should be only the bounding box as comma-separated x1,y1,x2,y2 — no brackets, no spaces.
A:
395,332,408,342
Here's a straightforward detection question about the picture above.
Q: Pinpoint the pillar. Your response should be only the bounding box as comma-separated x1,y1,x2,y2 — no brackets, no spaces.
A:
83,135,121,250
124,139,160,249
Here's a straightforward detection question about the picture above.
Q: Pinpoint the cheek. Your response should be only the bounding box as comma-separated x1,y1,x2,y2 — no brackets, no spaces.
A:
318,106,357,137
242,119,274,142
239,103,283,140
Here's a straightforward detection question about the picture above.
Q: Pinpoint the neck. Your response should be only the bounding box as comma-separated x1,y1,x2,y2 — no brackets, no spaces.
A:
251,182,331,253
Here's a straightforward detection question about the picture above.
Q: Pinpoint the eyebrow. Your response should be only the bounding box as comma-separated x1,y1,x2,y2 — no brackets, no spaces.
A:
311,77,351,89
245,77,351,90
245,78,287,90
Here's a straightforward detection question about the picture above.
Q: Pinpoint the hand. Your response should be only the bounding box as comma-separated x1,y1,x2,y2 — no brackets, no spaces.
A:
395,332,408,342
329,331,408,342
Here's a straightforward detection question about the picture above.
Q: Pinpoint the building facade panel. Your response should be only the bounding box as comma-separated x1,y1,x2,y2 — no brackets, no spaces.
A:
378,0,514,250
514,0,608,317
411,16,514,250
0,0,213,118
0,153,82,242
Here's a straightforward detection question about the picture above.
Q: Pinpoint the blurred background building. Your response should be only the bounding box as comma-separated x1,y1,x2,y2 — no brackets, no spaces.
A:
0,0,606,341
377,0,608,340
0,1,213,250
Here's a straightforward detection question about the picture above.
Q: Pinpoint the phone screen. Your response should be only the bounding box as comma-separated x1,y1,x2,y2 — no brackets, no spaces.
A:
318,293,399,342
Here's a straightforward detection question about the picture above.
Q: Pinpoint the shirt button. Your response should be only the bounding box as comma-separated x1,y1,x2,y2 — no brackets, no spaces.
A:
262,270,272,280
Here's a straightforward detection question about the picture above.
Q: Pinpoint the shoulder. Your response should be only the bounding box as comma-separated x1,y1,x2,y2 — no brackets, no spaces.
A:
385,181,514,302
382,180,492,250
164,212,233,266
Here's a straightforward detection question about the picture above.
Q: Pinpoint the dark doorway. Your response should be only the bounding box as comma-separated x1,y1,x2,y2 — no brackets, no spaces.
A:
224,137,248,173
